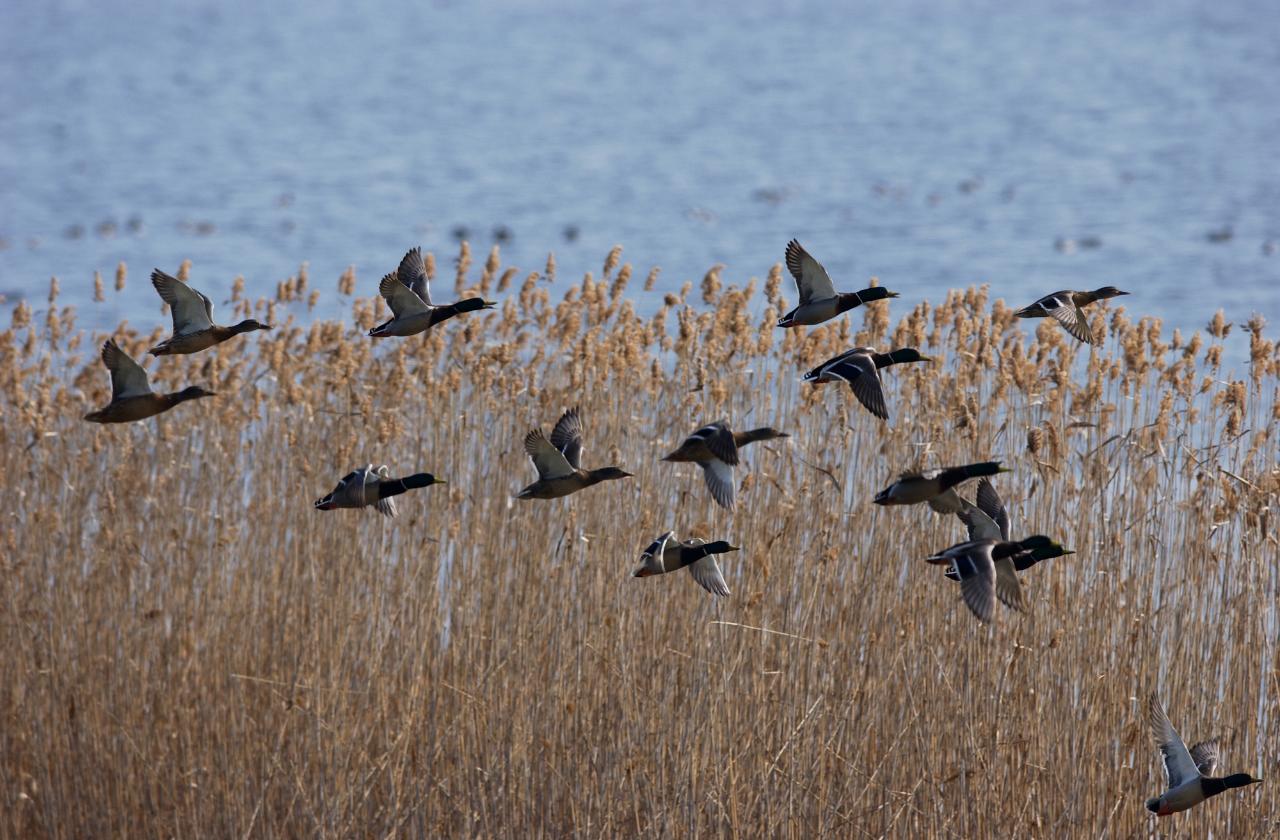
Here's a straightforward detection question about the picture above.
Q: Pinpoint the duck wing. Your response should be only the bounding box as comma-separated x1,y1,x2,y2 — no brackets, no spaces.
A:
1148,693,1200,789
823,352,887,419
368,465,397,517
948,545,996,623
958,503,1003,540
993,556,1027,612
641,531,675,569
928,487,965,514
151,270,215,336
549,407,584,469
784,239,835,304
524,429,575,479
696,420,739,466
1189,739,1220,777
1040,293,1094,343
698,459,736,511
396,246,432,305
687,554,730,597
101,339,153,400
974,478,1010,540
378,272,431,319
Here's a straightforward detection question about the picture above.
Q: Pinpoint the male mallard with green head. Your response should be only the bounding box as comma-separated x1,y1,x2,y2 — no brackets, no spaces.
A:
1145,693,1261,816
631,531,740,596
661,420,788,510
776,239,898,328
313,465,446,517
84,339,215,424
803,346,932,420
369,247,496,338
148,270,272,355
517,408,632,499
1013,287,1129,344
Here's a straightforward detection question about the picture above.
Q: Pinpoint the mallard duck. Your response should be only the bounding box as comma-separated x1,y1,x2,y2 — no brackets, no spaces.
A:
661,420,789,510
631,531,740,596
802,346,932,420
83,339,215,423
1013,287,1129,344
941,534,1072,582
873,462,1009,509
369,247,496,338
924,537,1064,622
950,479,1076,573
776,239,898,328
1146,693,1261,815
313,465,446,517
516,407,632,499
148,269,271,355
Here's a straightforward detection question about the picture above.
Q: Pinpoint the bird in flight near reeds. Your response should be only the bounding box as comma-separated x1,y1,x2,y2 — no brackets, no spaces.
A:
776,239,898,328
802,346,932,420
369,247,496,338
631,531,740,596
1013,287,1129,344
661,420,789,510
313,465,447,517
873,462,1009,509
148,269,272,355
517,407,632,499
83,339,215,423
1145,693,1261,816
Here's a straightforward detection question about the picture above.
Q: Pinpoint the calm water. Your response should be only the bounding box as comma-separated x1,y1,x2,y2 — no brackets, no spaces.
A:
2,0,1277,340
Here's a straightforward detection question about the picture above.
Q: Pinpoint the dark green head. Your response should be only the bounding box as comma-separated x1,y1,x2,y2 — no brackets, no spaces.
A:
232,319,272,334
703,541,741,555
857,287,899,303
1223,773,1263,789
884,347,933,366
403,473,447,490
456,297,497,313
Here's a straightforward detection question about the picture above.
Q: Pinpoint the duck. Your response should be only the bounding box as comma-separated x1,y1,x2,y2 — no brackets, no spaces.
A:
873,462,1009,510
802,346,933,420
661,420,789,510
924,536,1065,622
1013,287,1129,345
630,531,740,596
83,339,215,423
1146,693,1261,816
368,247,496,338
148,269,272,355
313,465,446,517
948,479,1076,573
776,239,898,328
516,407,632,499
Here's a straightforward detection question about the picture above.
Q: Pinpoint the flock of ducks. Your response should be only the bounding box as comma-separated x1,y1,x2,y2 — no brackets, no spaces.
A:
79,240,1260,817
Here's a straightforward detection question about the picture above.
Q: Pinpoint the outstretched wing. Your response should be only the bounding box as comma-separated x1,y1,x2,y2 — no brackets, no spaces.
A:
151,270,215,336
687,555,730,597
993,557,1027,612
784,239,836,304
1040,294,1094,343
950,547,996,623
1189,739,1220,777
821,352,886,419
699,459,736,511
397,246,432,305
101,339,153,400
524,429,575,479
549,407,584,469
1148,694,1200,789
974,478,1010,540
378,272,431,318
928,487,966,515
696,421,739,466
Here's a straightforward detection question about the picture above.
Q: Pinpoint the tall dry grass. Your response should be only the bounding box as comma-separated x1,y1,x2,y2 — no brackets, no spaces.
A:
1,245,1277,838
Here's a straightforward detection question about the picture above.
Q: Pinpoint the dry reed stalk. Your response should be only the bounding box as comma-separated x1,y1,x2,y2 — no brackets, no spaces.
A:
0,248,1276,838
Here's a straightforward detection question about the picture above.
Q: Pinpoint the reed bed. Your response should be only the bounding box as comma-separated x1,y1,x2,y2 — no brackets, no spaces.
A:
1,245,1277,838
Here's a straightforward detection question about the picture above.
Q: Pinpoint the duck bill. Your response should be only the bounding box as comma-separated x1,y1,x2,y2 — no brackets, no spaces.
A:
633,567,657,578
314,497,335,510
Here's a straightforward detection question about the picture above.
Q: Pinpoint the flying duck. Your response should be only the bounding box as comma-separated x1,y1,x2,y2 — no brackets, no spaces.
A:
661,420,789,510
630,531,740,596
516,407,632,499
776,239,898,328
148,269,272,355
1146,693,1261,816
368,247,496,338
83,339,215,423
1013,287,1129,344
313,465,446,517
802,346,933,420
873,462,1009,510
923,537,1063,622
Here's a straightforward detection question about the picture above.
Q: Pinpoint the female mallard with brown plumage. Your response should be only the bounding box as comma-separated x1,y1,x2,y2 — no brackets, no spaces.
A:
661,420,788,510
84,339,215,423
148,269,271,355
516,408,632,499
